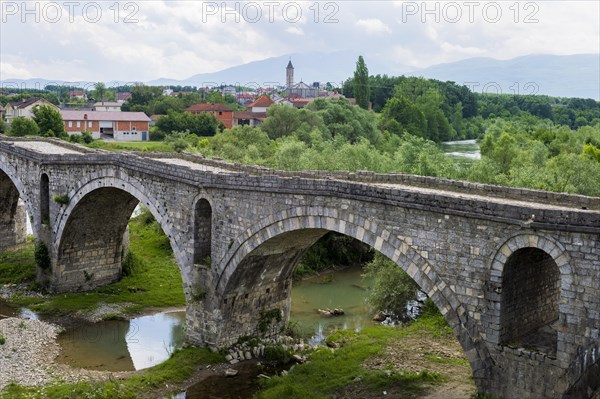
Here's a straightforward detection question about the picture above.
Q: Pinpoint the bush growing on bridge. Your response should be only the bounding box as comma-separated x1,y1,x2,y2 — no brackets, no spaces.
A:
34,240,51,270
52,194,69,205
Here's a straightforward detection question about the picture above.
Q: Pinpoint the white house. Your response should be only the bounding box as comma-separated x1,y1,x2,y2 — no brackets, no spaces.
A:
4,97,59,125
93,102,122,112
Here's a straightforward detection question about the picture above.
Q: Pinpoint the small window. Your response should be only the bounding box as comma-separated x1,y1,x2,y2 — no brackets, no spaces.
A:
68,121,73,127
88,121,92,128
76,121,81,128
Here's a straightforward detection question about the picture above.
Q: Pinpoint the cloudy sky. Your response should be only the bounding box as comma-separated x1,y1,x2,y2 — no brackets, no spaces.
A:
1,0,598,82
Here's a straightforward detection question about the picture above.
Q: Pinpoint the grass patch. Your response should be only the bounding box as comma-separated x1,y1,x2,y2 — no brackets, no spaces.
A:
86,141,173,152
0,237,36,285
8,212,185,316
0,346,224,399
256,310,449,399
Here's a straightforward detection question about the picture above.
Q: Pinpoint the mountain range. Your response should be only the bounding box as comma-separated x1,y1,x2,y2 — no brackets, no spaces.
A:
2,53,598,100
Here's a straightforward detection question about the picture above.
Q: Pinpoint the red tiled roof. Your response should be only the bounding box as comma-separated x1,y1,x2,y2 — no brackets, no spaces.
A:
117,92,132,101
290,98,314,108
186,103,233,112
69,90,86,96
149,114,164,121
60,110,150,122
248,94,273,108
7,97,55,109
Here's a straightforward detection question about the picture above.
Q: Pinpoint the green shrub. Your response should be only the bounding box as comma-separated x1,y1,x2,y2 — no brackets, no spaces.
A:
34,240,51,270
0,334,5,345
258,308,282,334
264,345,293,365
52,194,69,205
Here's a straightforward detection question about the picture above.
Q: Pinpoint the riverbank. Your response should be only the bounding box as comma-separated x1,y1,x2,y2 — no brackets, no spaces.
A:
255,302,476,399
1,210,185,320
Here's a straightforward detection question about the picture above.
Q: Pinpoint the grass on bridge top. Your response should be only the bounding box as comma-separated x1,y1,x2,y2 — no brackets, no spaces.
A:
1,209,185,316
86,140,173,152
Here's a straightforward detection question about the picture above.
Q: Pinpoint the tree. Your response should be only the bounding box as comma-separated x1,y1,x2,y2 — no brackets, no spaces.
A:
10,117,39,136
379,96,426,137
155,111,218,137
353,56,370,110
32,105,66,138
260,104,302,139
93,82,108,103
364,253,421,322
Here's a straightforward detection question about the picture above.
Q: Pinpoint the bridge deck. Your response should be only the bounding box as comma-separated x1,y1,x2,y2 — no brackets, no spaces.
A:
10,141,83,155
372,182,596,213
153,158,236,174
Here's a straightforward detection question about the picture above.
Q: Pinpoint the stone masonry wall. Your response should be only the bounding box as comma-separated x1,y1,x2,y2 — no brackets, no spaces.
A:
1,136,599,398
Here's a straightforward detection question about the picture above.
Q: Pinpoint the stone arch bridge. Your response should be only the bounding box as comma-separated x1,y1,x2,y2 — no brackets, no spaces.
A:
1,136,599,398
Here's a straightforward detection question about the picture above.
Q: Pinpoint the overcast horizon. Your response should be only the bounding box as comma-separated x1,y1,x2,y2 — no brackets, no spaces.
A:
1,1,599,83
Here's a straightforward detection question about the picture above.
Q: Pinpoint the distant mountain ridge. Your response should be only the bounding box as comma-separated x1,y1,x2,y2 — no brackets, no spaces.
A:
1,53,598,100
413,54,600,100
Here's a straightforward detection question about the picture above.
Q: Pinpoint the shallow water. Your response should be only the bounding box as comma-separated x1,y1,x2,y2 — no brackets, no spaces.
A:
290,266,375,344
56,311,186,371
0,300,38,320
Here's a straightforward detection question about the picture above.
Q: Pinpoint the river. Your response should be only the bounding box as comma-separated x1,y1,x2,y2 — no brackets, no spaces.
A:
0,266,374,397
442,139,481,160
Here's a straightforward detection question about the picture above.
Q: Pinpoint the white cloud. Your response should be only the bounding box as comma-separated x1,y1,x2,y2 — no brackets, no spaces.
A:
0,62,32,80
0,1,597,81
286,27,305,35
355,18,392,35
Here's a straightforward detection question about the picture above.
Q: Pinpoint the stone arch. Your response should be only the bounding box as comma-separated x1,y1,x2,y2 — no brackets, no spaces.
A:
216,206,493,378
53,172,187,291
486,233,572,351
0,156,36,231
0,159,32,249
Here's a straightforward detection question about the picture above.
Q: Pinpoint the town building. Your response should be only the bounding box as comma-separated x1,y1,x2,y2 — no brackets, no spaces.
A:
4,97,59,125
186,103,234,129
60,110,150,141
117,92,132,103
247,94,273,113
68,90,87,101
93,102,122,112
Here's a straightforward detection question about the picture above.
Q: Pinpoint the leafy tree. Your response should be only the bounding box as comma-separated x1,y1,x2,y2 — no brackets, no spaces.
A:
128,85,163,107
92,82,109,102
208,126,274,165
308,98,380,144
155,111,218,137
353,56,370,110
364,253,420,322
9,117,39,136
260,105,303,139
379,96,426,137
32,105,66,137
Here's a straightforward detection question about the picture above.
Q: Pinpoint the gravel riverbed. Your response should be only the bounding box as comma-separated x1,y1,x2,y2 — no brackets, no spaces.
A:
0,317,130,391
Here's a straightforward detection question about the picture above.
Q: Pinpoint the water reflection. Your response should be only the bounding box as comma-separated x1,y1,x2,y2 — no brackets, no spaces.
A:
57,311,185,371
290,267,375,344
0,300,38,320
442,139,481,160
